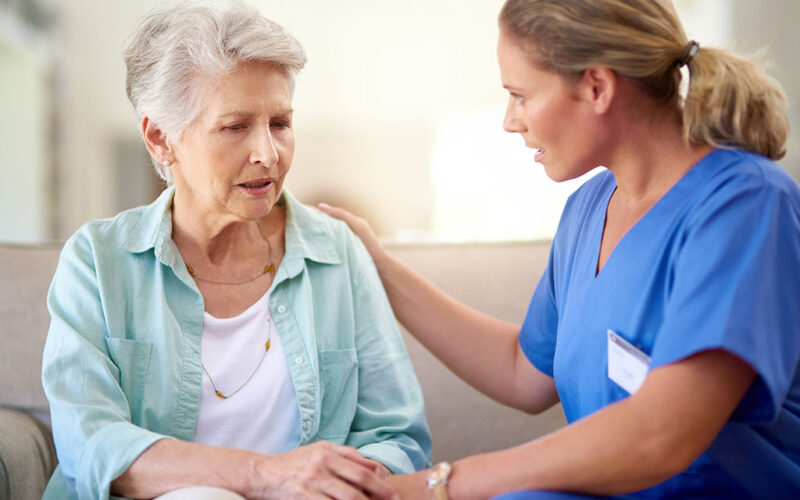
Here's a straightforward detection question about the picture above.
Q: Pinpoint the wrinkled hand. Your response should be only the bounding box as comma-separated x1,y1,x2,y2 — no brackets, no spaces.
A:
250,441,399,500
318,203,384,262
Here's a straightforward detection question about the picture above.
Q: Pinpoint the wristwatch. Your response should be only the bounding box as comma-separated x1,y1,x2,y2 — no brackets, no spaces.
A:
426,461,452,500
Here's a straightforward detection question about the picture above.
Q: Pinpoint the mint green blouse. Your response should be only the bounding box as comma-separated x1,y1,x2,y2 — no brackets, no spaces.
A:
42,187,431,500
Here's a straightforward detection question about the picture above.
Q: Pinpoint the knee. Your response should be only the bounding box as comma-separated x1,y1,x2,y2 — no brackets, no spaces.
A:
155,486,246,500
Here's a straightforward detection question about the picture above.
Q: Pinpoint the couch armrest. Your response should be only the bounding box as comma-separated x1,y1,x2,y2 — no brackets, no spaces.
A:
0,408,57,500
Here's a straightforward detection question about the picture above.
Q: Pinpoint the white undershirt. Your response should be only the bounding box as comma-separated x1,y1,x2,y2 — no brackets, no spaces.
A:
192,291,301,454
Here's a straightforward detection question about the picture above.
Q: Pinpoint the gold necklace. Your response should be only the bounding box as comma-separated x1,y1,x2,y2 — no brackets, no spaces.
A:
201,318,272,399
187,234,276,285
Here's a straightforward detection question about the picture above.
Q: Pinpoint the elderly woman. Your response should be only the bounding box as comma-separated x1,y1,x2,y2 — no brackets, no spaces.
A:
40,2,430,499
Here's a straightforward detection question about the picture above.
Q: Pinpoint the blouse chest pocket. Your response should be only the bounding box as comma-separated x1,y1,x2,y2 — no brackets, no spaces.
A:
106,337,153,422
316,348,358,440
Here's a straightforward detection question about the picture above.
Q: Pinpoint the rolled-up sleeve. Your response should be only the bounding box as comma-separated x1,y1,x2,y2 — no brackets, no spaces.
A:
42,232,168,500
343,233,432,473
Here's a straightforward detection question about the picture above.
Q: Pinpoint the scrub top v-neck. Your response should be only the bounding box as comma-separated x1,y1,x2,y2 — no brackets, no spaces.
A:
519,149,800,497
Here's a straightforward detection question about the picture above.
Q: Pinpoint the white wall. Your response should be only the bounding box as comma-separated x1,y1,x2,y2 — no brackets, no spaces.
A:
50,0,507,238
0,26,50,243
731,0,800,179
42,0,800,240
50,0,157,238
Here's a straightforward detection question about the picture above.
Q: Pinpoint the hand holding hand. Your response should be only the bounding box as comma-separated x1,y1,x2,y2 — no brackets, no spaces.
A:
250,441,398,500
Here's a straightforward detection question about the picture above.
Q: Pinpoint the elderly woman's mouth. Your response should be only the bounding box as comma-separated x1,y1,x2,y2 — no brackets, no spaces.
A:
237,179,274,193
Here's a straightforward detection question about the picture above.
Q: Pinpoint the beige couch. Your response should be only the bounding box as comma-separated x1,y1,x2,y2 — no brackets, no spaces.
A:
0,240,565,499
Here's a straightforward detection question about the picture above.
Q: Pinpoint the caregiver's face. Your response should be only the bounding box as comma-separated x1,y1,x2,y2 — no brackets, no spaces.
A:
498,30,598,182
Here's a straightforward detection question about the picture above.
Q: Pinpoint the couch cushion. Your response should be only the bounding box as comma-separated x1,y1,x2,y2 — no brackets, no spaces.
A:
387,241,566,461
0,243,61,419
403,331,566,462
0,408,57,500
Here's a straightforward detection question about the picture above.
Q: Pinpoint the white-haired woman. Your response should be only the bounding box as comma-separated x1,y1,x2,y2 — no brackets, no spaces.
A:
41,2,430,499
322,0,800,498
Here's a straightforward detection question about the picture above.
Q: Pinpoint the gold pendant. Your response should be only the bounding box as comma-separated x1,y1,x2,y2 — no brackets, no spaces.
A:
215,390,227,399
265,263,276,275
265,339,271,351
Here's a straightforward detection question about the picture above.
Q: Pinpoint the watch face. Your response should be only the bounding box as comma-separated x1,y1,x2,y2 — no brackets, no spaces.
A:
427,461,452,485
429,468,446,481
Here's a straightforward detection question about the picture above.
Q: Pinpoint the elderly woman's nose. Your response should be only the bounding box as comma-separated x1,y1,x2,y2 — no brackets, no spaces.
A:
249,129,280,166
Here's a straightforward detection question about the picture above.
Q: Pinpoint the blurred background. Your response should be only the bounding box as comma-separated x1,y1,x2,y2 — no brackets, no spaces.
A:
2,0,798,244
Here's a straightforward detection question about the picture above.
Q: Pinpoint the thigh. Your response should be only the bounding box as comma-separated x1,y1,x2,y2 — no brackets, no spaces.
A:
155,486,246,500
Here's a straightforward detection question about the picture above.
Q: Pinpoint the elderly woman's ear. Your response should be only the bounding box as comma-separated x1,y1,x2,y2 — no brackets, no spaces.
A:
141,115,174,166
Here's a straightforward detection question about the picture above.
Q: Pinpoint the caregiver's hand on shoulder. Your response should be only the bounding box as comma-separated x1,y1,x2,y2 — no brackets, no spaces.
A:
250,441,399,500
318,203,385,263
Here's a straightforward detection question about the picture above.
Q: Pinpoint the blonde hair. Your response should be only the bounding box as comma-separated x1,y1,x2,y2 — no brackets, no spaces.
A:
499,0,789,160
123,0,307,183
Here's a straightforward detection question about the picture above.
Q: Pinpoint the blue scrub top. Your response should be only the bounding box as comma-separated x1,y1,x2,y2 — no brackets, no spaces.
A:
519,149,800,498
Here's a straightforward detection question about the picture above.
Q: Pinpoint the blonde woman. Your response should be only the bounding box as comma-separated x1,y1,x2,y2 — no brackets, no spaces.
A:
322,0,800,498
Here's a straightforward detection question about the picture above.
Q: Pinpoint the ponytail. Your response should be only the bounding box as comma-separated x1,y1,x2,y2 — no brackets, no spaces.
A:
683,47,789,160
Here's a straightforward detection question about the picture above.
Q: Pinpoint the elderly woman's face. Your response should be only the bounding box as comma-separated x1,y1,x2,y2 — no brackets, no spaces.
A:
170,62,294,222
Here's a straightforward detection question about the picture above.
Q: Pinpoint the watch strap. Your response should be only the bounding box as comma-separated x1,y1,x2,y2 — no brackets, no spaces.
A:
427,461,452,500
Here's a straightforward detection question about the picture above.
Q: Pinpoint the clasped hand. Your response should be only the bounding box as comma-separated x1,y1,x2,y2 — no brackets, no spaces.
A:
249,441,399,500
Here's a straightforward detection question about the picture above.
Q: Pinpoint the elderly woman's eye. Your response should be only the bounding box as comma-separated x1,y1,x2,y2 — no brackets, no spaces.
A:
224,123,246,131
271,121,290,129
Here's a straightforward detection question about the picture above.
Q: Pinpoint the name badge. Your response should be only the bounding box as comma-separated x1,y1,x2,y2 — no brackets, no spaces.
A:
607,329,651,394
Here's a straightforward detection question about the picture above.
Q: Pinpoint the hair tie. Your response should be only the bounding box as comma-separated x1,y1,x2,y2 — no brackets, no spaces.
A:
679,40,700,67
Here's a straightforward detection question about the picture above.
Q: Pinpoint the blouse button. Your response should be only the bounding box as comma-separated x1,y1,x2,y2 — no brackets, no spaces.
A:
295,356,305,365
277,305,287,314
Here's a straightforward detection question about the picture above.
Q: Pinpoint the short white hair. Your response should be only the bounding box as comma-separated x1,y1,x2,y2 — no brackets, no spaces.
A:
123,0,307,183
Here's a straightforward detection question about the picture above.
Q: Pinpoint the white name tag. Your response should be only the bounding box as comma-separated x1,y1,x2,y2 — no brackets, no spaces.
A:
607,329,651,395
